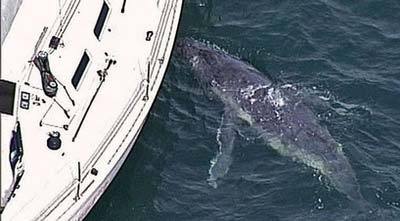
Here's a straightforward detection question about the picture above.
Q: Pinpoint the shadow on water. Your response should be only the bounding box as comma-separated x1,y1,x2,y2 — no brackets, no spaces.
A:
85,95,179,220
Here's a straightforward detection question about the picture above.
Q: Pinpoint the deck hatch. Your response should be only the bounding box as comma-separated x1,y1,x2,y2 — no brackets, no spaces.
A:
0,79,16,115
72,51,90,89
94,1,110,40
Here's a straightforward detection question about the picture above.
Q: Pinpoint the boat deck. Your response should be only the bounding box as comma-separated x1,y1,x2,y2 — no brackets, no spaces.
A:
1,0,182,220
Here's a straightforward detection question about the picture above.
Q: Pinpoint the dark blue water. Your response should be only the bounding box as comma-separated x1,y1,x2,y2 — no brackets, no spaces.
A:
86,0,400,220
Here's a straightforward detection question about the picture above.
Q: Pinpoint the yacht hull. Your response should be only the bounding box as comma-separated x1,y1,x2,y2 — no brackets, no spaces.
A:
1,0,183,220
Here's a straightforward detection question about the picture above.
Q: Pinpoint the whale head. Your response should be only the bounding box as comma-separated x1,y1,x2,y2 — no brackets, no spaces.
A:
175,38,224,83
175,38,271,90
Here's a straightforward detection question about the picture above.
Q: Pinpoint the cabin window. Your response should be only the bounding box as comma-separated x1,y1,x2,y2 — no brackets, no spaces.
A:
72,51,90,89
94,1,110,40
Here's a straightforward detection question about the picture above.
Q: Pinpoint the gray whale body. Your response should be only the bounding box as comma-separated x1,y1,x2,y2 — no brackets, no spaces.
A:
175,38,363,202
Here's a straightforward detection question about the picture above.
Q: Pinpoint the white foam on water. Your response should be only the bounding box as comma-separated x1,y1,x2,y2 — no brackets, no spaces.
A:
316,197,325,210
318,95,330,101
207,115,226,189
190,55,200,67
302,84,372,117
267,87,285,108
280,83,297,90
240,84,270,100
249,98,257,104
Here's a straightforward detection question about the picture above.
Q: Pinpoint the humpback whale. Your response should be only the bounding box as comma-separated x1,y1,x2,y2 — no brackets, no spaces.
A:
175,38,364,202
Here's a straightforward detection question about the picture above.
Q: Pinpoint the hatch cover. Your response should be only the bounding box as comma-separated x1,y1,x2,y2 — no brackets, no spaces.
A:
0,79,16,115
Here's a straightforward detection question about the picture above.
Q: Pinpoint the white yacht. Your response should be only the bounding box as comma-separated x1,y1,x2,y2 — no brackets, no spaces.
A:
0,0,183,220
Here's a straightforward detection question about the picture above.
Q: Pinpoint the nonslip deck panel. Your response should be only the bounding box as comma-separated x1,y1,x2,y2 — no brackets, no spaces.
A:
0,79,16,115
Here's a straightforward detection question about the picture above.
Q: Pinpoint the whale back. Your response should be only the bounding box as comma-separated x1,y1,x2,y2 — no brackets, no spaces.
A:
175,38,364,203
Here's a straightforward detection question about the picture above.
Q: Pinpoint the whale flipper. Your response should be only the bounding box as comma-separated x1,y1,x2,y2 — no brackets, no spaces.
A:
207,111,236,188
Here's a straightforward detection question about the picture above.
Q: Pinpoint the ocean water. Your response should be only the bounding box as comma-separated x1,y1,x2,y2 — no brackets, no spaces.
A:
86,0,400,220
